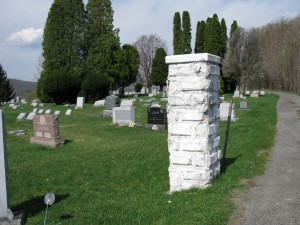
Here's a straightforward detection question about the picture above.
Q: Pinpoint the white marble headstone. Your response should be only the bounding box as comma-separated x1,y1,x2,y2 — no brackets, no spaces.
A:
65,109,72,115
0,110,9,220
75,97,85,109
26,112,36,120
112,107,135,126
17,113,27,120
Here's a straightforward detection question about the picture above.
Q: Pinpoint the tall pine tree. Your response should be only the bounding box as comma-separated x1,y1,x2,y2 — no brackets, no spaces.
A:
220,18,227,58
204,14,221,56
150,48,168,90
0,64,15,102
173,12,182,55
39,0,86,104
194,20,205,53
83,0,120,100
182,11,192,54
230,20,238,38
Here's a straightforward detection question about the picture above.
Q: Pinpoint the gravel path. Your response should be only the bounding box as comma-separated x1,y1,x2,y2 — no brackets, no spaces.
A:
230,92,300,225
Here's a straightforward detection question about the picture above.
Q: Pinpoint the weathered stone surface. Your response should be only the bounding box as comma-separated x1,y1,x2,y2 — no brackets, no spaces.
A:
166,53,221,192
30,115,64,148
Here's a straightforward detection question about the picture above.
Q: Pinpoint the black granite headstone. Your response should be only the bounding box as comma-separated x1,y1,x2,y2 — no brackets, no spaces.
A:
146,107,167,130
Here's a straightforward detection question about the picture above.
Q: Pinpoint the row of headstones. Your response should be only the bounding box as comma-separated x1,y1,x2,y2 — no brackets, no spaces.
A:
234,89,266,98
17,109,72,120
101,95,167,129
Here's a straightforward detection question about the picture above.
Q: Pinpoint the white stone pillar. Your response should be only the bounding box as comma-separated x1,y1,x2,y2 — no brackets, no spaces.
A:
0,110,9,220
166,53,222,192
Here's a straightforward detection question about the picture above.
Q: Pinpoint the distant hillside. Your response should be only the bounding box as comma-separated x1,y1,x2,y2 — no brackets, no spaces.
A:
9,79,37,98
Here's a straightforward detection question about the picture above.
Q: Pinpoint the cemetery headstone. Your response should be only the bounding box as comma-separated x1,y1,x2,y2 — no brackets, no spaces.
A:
8,130,25,136
0,110,24,224
30,115,65,148
120,99,134,107
0,111,9,221
250,92,259,98
105,95,119,110
31,102,38,107
75,97,85,109
141,87,146,94
45,109,51,114
54,111,60,115
151,102,161,107
26,112,36,120
166,53,222,192
151,89,157,96
32,108,38,113
220,103,239,121
65,109,72,116
233,89,240,98
38,109,44,114
145,106,167,130
104,95,119,117
93,100,105,107
240,100,249,110
245,90,250,96
17,113,27,120
260,90,266,96
112,107,135,126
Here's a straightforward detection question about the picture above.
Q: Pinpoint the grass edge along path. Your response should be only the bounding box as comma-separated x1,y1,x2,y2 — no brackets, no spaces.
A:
5,93,279,225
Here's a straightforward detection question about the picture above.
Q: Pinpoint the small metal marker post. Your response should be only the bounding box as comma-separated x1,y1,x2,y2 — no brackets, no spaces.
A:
222,99,233,165
43,193,55,225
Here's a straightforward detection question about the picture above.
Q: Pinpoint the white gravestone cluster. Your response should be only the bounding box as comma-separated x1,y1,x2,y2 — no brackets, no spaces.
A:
166,53,222,193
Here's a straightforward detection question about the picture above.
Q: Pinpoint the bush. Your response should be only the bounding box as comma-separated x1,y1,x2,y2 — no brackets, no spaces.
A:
42,71,82,104
81,73,111,102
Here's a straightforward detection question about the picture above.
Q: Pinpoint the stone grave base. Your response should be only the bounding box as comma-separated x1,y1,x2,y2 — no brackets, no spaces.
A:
103,110,112,118
30,137,65,148
0,211,24,225
220,117,239,122
145,124,167,131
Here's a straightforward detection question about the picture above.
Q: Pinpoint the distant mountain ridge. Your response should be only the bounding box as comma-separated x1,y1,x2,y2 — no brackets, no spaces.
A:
9,79,37,98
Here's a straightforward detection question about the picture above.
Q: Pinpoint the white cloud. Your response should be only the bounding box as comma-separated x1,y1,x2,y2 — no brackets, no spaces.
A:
7,28,43,46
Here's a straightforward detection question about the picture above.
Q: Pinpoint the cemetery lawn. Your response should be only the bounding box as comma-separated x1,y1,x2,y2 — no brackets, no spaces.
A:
5,93,278,225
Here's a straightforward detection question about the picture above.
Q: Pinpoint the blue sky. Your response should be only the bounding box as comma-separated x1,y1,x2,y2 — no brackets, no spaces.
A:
0,0,299,81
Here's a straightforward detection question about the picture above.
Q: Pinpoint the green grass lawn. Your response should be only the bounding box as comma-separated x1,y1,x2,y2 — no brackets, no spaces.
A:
4,93,278,225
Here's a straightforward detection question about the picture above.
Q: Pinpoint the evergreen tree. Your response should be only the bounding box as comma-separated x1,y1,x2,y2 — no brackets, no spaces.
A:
150,48,168,90
173,12,182,55
230,20,238,38
204,14,221,56
114,44,140,88
220,18,227,58
39,0,86,103
194,20,205,53
0,64,15,102
182,11,192,54
84,0,121,99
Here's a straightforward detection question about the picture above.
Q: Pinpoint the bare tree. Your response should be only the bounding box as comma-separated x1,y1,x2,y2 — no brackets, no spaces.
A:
133,34,167,90
260,16,300,92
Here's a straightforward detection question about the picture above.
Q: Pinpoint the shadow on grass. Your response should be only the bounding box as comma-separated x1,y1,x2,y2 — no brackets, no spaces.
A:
64,139,73,145
12,193,71,223
221,156,240,173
